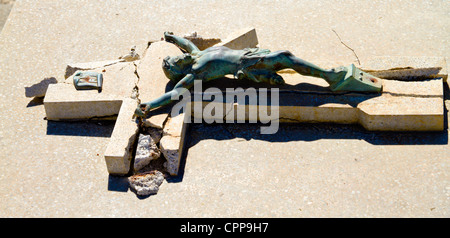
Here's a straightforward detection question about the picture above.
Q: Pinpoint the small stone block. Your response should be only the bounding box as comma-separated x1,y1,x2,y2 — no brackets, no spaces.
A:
104,98,139,175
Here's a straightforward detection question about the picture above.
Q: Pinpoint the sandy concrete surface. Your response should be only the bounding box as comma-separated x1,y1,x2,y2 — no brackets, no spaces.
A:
0,0,448,217
0,0,14,32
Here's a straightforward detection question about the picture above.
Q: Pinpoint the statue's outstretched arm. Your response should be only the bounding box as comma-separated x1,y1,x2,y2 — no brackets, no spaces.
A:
134,74,196,118
164,32,200,54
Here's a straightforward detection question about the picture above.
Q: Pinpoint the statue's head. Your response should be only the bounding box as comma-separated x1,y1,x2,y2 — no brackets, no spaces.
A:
162,53,193,82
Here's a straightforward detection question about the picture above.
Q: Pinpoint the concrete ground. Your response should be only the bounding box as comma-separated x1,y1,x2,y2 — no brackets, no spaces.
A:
0,1,14,32
0,0,448,217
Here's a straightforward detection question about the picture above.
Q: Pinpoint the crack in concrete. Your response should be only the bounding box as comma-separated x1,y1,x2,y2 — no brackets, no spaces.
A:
132,61,141,104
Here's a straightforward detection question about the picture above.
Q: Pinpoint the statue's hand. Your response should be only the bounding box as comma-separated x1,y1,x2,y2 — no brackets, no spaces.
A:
164,32,175,43
133,103,152,119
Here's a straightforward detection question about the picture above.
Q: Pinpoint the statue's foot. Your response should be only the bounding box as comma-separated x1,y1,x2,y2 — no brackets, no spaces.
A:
329,64,382,93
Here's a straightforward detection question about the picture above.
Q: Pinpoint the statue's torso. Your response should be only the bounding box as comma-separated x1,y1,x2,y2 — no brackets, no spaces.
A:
190,46,270,80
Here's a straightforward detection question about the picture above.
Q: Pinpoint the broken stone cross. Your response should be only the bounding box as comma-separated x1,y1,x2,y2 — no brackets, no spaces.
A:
42,28,259,176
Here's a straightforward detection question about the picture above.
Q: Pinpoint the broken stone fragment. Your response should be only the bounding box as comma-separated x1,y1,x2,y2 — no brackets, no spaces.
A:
104,98,139,175
143,127,163,143
118,45,140,62
182,32,222,51
128,170,164,196
142,113,169,129
134,134,161,172
159,113,186,176
160,135,181,176
215,27,258,50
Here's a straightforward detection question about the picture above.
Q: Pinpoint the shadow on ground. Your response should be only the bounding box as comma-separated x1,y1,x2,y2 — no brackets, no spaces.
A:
46,120,116,137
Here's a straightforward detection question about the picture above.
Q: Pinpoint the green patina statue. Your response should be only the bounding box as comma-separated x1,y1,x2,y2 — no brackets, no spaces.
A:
134,32,382,118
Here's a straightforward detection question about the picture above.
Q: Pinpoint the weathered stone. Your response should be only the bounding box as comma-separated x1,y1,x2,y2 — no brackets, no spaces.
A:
134,134,160,172
104,98,139,175
128,170,164,196
216,27,258,50
64,61,138,99
44,83,123,120
361,56,448,82
159,113,188,176
24,77,57,98
136,41,182,128
143,127,163,143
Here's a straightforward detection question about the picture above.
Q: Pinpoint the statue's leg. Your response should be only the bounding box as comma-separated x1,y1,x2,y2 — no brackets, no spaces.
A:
257,50,346,85
257,50,382,92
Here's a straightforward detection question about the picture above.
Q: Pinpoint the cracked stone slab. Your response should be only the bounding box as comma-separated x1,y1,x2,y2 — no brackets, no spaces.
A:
104,98,139,175
159,112,189,176
137,41,182,128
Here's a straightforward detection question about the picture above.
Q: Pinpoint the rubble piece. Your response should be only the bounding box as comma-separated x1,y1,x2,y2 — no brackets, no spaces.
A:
134,134,161,172
216,27,258,50
104,98,139,175
143,127,163,143
128,170,165,196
